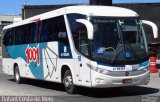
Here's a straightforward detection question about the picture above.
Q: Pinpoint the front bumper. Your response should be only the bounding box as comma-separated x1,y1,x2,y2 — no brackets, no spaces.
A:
91,70,150,88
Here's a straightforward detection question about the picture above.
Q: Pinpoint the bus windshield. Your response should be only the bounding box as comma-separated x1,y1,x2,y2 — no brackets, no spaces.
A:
90,17,148,64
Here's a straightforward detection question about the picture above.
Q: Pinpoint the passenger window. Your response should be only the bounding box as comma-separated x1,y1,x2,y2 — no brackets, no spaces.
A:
4,16,69,45
56,16,69,45
40,16,69,45
15,26,25,45
41,22,49,42
3,29,14,46
3,30,10,46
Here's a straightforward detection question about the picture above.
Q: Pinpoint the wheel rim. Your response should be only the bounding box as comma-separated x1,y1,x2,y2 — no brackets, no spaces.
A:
15,68,20,81
65,75,73,89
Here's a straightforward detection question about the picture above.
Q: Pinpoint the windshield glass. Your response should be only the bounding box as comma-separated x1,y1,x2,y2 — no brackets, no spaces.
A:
90,17,148,64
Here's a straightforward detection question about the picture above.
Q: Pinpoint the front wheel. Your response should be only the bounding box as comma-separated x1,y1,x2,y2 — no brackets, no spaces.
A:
63,70,77,94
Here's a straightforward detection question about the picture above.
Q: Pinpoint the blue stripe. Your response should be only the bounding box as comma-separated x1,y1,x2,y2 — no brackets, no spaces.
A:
7,43,47,79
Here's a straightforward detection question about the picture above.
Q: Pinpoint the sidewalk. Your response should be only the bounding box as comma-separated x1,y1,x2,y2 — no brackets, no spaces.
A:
141,73,160,89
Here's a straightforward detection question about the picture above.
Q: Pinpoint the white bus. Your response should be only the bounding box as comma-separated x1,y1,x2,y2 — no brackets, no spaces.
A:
2,6,158,94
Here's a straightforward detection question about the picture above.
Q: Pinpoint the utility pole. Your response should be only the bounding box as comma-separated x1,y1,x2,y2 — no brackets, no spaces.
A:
90,0,112,6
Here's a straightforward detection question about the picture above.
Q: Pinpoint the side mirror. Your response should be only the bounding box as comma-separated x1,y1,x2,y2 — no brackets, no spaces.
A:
58,32,67,38
76,19,94,40
142,20,158,38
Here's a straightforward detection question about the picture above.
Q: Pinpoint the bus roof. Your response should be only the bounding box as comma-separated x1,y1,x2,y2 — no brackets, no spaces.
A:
3,5,138,30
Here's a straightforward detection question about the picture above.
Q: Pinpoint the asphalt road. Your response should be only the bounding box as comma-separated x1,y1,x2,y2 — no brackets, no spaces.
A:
0,59,159,102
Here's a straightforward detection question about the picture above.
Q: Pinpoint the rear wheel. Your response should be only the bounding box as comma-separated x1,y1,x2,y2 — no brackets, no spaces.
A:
14,65,22,84
63,70,77,94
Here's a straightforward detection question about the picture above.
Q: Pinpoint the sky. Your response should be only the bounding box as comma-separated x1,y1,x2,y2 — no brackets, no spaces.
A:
0,0,160,15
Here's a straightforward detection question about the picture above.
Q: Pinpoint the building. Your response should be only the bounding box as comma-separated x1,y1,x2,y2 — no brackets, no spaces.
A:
0,15,22,34
22,0,112,19
115,3,160,43
90,0,112,5
0,15,22,46
22,4,84,19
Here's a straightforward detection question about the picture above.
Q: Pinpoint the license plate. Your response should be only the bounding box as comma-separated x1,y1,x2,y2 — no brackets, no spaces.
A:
122,79,132,84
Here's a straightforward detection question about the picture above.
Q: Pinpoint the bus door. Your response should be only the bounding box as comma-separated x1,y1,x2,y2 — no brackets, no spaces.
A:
77,27,91,87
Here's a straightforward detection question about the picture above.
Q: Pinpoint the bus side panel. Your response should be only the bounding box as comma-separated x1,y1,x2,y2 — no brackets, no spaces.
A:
3,42,65,83
14,58,35,79
57,59,76,84
2,44,15,75
2,45,35,78
3,43,47,80
2,58,14,75
42,42,60,83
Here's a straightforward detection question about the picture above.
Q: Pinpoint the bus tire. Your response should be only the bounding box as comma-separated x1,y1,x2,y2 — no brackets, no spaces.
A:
63,70,77,94
14,65,22,84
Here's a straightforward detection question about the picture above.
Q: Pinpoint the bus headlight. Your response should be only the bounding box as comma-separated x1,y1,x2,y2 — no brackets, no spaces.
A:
87,63,110,75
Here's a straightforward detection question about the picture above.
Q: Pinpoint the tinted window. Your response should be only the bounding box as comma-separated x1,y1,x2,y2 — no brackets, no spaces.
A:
3,29,14,46
3,15,69,45
40,16,69,45
15,26,25,45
